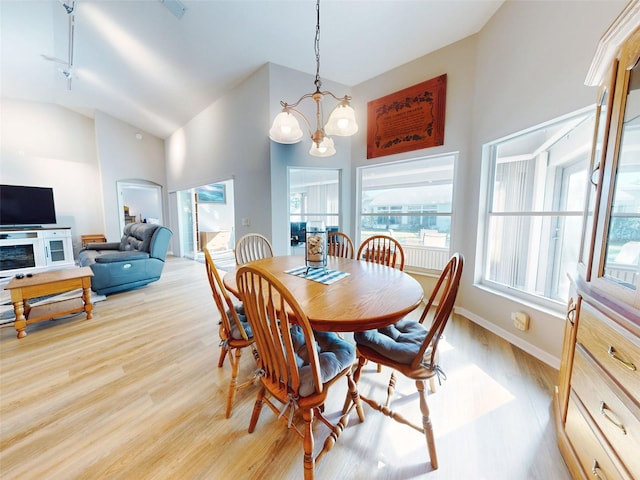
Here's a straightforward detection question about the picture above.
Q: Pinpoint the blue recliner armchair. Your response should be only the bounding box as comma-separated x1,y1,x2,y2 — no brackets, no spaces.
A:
78,222,172,295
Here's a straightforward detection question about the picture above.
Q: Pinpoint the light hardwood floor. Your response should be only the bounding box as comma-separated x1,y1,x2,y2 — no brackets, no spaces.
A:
0,256,571,479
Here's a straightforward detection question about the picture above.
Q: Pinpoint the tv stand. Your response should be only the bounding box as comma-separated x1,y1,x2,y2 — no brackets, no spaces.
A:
0,227,74,277
0,226,44,230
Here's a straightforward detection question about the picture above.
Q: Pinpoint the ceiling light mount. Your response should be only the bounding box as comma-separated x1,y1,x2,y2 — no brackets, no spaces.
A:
269,0,358,157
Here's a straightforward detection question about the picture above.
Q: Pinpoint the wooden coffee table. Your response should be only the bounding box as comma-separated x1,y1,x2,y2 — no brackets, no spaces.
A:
5,267,94,338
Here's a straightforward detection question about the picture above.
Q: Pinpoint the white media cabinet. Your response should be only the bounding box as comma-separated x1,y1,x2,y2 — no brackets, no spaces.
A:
0,228,75,278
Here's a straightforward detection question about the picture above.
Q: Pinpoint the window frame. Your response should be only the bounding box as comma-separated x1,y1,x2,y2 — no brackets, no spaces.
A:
287,167,342,253
356,153,457,274
479,106,595,310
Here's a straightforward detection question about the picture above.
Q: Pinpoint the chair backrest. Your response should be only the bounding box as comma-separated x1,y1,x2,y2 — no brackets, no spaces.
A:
236,264,324,398
357,235,405,270
204,248,250,342
412,252,464,370
327,231,355,259
234,233,274,265
120,222,172,260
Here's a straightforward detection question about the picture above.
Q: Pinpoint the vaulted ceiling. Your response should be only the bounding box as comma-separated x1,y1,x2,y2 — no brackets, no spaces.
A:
0,0,504,139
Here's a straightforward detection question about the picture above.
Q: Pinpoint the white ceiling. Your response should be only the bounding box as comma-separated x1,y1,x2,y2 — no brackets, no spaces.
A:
0,0,504,139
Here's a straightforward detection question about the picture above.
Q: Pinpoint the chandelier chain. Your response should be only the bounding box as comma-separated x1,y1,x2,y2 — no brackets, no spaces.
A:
268,0,358,156
314,0,321,90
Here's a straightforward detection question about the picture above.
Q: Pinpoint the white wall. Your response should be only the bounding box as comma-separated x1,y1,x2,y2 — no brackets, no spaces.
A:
268,63,353,255
0,99,103,255
165,64,272,253
351,30,477,297
0,100,170,254
94,111,167,242
164,62,354,258
464,0,626,365
351,0,627,366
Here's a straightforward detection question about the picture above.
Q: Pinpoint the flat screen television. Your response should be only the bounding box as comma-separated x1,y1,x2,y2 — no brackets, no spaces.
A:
0,184,57,227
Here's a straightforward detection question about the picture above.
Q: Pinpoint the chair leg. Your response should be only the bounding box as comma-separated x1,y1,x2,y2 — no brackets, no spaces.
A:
224,347,242,418
317,370,364,465
346,369,365,422
343,356,366,413
218,344,228,368
416,380,438,469
381,372,396,411
302,408,316,480
248,386,266,433
429,377,437,394
353,355,367,384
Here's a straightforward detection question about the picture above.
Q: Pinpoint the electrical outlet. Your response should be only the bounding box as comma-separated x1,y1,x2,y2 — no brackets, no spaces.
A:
241,218,250,227
512,311,530,331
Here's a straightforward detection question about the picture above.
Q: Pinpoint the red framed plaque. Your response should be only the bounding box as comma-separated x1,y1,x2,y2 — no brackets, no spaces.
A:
367,74,447,159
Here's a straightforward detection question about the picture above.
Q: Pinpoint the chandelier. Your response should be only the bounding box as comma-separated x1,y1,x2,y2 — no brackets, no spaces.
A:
268,0,358,157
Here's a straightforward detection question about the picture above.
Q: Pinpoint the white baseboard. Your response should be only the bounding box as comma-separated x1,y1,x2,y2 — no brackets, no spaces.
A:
455,307,561,370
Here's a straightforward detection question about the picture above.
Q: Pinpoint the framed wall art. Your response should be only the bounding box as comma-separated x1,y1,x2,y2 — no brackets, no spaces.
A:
197,184,226,204
367,74,447,159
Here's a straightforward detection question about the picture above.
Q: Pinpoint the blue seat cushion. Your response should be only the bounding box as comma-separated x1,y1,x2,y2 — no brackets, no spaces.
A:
290,326,356,397
354,318,428,364
226,304,252,340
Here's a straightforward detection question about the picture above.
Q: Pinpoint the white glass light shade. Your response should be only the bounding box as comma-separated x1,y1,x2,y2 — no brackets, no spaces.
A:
269,111,303,144
309,136,336,157
324,104,358,136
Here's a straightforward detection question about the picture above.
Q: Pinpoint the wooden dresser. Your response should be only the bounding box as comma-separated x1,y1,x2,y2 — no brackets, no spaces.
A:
554,3,640,479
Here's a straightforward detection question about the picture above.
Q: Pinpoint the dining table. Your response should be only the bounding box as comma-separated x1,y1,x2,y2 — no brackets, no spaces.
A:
222,255,424,332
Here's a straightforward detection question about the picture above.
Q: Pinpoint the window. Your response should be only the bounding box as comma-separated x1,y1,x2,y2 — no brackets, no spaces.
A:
358,154,455,272
482,108,595,306
288,168,340,251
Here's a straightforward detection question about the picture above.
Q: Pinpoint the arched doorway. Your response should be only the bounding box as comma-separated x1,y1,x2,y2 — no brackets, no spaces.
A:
116,180,164,234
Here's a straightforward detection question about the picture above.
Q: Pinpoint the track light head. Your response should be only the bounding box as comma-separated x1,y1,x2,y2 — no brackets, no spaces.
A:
59,0,74,14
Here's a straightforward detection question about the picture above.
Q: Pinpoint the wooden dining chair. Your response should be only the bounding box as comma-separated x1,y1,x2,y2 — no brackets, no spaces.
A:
203,248,258,418
348,253,463,470
327,231,355,259
236,264,365,480
234,233,273,265
357,235,405,270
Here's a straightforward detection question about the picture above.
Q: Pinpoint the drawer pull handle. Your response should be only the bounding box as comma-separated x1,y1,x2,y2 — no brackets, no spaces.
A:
607,345,636,371
590,163,601,187
566,299,576,325
591,459,607,480
599,401,626,435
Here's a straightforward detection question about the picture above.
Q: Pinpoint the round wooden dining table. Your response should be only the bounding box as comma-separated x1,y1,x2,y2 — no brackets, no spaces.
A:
222,255,424,332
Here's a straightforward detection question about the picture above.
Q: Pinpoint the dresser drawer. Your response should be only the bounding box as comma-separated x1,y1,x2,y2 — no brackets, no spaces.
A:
572,346,640,477
566,392,628,480
577,301,640,403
